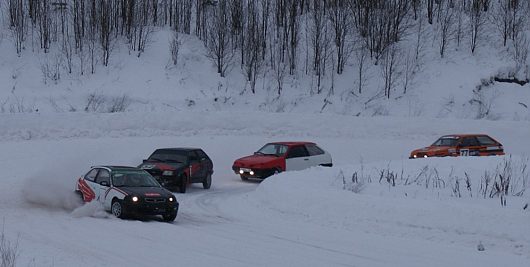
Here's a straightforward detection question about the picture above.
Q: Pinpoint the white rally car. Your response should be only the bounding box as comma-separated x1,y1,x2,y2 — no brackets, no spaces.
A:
75,166,178,222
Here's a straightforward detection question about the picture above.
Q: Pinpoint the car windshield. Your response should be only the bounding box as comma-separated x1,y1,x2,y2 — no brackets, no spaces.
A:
148,149,187,163
256,144,288,156
432,136,460,146
112,170,160,187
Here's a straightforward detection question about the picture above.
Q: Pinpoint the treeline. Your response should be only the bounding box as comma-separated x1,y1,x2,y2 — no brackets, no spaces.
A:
4,0,530,96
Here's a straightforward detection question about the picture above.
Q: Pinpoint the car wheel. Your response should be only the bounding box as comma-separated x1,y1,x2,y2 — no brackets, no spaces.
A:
163,212,177,222
202,173,212,189
179,175,188,193
111,199,127,219
240,175,248,181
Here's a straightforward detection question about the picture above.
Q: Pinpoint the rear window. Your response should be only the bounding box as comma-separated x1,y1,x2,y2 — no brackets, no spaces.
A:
85,169,98,182
460,137,480,147
306,144,325,156
476,136,496,145
287,146,309,158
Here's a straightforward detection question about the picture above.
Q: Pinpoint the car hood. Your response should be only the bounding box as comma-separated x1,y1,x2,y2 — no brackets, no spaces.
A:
139,161,186,171
118,186,173,198
234,155,279,167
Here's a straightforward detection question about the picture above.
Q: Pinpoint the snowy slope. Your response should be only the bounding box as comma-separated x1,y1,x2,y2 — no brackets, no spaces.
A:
0,28,529,120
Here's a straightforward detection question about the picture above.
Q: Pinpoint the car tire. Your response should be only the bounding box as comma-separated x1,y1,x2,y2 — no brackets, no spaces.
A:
179,175,188,194
163,212,177,222
202,173,212,189
240,175,248,181
111,199,127,219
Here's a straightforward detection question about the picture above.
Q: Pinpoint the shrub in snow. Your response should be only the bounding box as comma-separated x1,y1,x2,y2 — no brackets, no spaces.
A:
477,242,485,252
0,224,18,267
340,156,529,207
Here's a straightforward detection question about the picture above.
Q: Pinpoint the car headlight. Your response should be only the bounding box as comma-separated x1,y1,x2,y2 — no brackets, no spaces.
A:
249,170,255,175
413,154,417,158
169,197,174,202
239,169,244,174
163,170,174,176
132,196,139,202
423,155,428,158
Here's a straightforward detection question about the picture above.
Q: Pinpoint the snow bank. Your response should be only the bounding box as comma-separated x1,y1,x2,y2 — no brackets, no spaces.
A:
253,156,530,256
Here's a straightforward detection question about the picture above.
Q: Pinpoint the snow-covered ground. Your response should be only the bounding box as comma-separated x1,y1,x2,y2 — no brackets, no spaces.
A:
0,112,529,266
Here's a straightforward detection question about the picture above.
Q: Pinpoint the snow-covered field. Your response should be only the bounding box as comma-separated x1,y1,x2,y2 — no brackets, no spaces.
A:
0,112,529,266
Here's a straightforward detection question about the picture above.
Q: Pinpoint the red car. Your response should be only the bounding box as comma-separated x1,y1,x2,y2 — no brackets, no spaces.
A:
232,142,332,180
410,134,505,159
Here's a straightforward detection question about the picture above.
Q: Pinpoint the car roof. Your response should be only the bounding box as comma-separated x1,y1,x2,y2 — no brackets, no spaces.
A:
441,134,491,138
93,166,142,171
154,147,200,152
268,141,316,146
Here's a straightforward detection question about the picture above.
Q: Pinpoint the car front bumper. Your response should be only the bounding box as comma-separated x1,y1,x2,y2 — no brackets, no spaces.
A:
232,166,276,179
124,201,179,216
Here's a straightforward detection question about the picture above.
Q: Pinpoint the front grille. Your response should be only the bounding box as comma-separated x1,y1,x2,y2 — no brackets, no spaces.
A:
145,198,166,203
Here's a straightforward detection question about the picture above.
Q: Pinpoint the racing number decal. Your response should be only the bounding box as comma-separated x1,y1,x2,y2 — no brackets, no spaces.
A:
460,149,470,156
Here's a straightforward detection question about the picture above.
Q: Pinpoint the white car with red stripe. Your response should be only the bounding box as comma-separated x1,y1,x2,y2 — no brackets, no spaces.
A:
75,166,178,222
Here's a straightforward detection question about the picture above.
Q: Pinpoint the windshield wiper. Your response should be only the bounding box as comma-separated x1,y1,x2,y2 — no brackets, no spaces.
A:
164,159,182,163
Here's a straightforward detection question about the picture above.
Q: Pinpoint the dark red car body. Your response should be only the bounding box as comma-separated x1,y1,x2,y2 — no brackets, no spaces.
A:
410,134,505,159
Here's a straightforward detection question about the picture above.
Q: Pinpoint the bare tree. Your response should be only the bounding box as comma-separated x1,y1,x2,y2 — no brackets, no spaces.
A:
99,0,113,66
205,0,234,77
169,31,181,65
242,0,264,93
490,0,512,47
381,43,400,99
353,42,369,95
329,0,351,75
438,0,455,58
9,0,25,55
309,0,332,94
469,0,486,54
511,33,529,78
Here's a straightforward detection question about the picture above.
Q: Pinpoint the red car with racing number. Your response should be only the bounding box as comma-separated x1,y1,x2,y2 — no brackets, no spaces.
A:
410,134,505,159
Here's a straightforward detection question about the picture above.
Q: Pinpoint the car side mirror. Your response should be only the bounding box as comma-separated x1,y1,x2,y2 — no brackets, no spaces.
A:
253,152,259,155
100,181,109,187
142,159,148,163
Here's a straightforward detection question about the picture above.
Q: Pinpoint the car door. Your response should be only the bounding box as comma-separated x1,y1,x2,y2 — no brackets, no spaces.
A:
197,149,213,176
459,137,481,156
285,145,311,171
94,169,112,208
188,151,203,182
305,144,332,166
